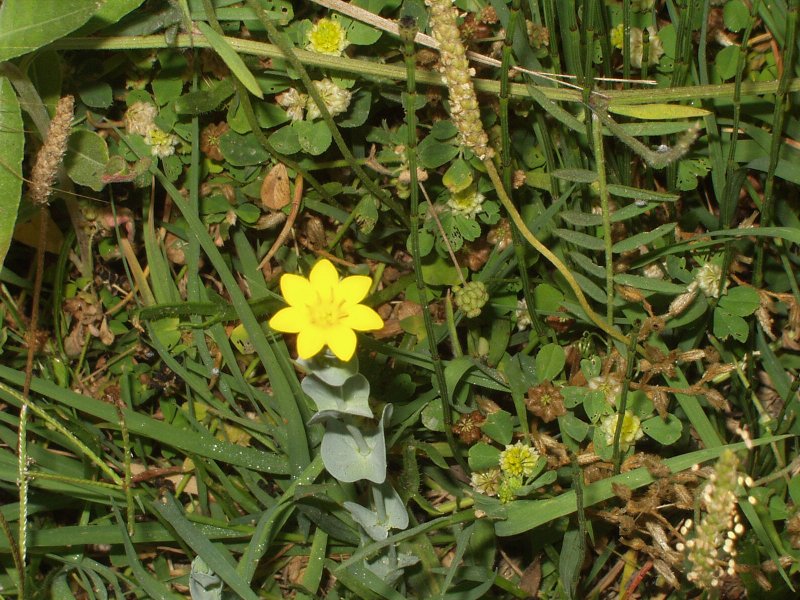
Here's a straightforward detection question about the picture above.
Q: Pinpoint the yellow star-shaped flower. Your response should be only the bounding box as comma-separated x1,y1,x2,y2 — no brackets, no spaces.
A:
268,259,384,361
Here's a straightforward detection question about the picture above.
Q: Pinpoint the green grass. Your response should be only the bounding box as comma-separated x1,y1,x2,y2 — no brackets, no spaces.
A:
1,0,800,598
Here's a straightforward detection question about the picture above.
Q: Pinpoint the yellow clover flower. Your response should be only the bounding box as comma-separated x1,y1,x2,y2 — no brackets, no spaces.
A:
499,441,538,478
307,17,350,56
600,410,644,451
268,259,384,361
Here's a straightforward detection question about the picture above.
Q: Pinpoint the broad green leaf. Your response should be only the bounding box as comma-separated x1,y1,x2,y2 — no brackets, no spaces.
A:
418,134,459,169
78,81,113,108
174,79,235,115
321,406,390,483
421,254,464,286
561,386,587,409
535,343,566,382
718,286,760,317
196,21,263,98
713,309,749,342
534,283,565,312
676,157,711,191
468,442,501,470
443,158,473,193
189,557,223,600
0,0,105,62
268,124,301,154
338,89,372,128
76,0,145,35
65,129,109,191
481,410,514,445
219,130,269,165
294,119,333,155
0,77,23,271
559,413,589,441
341,15,382,45
723,0,750,31
715,45,740,81
607,103,710,119
430,119,458,140
302,373,373,418
641,414,682,445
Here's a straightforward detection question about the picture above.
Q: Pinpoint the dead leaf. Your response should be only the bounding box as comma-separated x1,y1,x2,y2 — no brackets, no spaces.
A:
260,163,291,211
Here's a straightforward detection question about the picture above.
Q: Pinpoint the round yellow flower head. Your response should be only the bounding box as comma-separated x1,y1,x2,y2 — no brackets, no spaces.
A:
307,17,350,57
269,259,384,361
499,441,538,478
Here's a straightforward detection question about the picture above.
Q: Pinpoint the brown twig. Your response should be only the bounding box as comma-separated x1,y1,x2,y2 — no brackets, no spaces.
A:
258,174,303,271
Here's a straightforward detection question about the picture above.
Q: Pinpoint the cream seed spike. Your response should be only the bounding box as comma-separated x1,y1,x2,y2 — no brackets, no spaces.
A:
425,0,629,346
425,0,492,160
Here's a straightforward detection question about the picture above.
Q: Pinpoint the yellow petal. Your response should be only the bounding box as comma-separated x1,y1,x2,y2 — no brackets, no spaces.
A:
296,326,326,359
269,306,308,333
338,275,372,304
326,326,357,361
280,274,312,307
309,258,338,292
343,304,384,331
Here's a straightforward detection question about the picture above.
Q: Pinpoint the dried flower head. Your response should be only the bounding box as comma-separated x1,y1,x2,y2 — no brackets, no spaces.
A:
470,468,501,496
694,261,729,298
515,298,531,331
306,79,352,120
526,382,566,423
29,95,74,206
499,441,539,478
200,122,229,161
588,374,623,406
452,410,486,444
124,101,158,136
600,411,644,451
307,17,350,56
611,25,665,68
526,21,550,48
276,88,308,122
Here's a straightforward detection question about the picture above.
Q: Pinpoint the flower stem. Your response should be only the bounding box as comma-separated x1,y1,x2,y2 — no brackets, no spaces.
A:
591,113,615,335
483,159,629,346
612,320,641,474
399,16,466,471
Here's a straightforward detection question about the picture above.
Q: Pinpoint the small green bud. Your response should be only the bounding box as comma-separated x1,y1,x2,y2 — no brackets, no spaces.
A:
453,281,489,318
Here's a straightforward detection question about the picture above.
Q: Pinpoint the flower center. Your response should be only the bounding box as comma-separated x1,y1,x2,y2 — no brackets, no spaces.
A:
308,291,348,329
